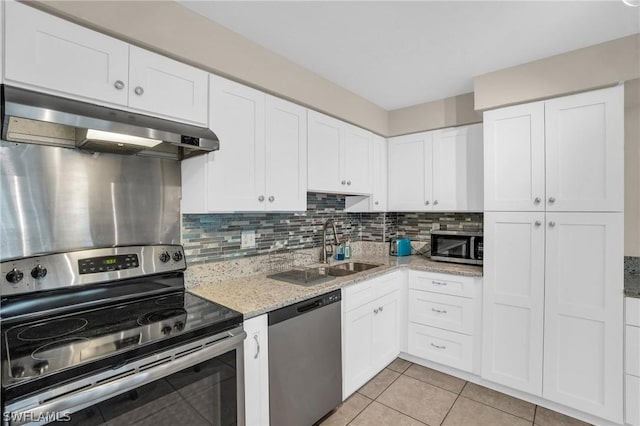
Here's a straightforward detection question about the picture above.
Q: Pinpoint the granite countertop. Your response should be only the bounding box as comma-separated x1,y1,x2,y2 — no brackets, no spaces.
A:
625,257,640,298
189,255,483,319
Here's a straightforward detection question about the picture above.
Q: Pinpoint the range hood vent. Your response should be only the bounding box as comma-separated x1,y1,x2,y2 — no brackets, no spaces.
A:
1,85,219,160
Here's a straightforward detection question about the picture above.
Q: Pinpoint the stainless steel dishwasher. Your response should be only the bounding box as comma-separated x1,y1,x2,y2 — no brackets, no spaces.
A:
268,289,342,426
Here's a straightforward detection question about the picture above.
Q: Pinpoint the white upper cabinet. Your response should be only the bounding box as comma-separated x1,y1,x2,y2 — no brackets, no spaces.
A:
308,110,373,195
543,212,623,422
4,1,208,126
388,132,430,211
182,75,306,213
371,135,388,211
388,123,483,212
544,87,623,212
128,46,208,126
5,1,129,107
484,86,623,212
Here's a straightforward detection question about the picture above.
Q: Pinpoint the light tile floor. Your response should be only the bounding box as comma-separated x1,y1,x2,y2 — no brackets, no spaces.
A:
319,359,593,426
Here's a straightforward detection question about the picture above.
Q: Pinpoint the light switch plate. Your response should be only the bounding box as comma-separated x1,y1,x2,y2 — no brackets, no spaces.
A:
241,230,256,249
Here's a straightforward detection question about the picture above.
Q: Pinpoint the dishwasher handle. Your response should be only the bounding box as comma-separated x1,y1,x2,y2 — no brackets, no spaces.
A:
268,289,341,326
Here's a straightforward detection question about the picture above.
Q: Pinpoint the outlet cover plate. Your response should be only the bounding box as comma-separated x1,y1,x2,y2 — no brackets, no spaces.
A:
241,230,256,249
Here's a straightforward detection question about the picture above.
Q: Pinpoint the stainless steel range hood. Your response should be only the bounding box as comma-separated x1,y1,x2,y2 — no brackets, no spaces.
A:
1,85,219,160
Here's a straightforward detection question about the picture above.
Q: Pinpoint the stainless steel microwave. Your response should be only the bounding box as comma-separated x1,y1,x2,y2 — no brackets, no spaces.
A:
430,231,483,265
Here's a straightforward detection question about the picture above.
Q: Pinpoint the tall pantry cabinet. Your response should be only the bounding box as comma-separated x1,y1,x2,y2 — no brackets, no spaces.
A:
482,86,624,423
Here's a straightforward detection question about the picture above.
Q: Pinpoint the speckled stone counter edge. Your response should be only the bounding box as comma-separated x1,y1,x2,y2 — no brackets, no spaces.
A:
625,256,640,298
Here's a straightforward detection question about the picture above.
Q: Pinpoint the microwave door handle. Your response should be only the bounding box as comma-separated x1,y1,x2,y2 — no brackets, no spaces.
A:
470,237,476,260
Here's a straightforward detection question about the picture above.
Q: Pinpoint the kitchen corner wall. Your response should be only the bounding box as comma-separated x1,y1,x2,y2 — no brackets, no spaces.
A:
182,192,483,265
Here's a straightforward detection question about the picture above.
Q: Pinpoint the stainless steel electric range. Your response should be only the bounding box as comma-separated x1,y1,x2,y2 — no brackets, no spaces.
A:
0,245,245,426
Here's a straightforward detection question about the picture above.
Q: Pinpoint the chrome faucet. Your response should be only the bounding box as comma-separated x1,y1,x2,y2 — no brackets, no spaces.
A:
321,219,340,264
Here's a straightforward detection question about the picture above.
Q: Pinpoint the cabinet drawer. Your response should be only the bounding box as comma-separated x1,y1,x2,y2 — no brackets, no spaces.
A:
343,272,400,312
407,323,473,372
627,374,640,426
627,325,640,377
409,290,474,334
627,297,640,327
410,271,477,299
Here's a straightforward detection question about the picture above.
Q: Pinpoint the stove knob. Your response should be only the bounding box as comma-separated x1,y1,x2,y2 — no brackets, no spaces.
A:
159,252,171,263
172,252,183,262
6,268,24,284
11,366,25,378
174,321,185,331
31,264,48,279
33,361,49,375
161,325,172,335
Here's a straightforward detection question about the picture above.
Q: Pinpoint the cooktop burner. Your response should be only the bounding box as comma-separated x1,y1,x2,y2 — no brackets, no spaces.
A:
17,318,88,341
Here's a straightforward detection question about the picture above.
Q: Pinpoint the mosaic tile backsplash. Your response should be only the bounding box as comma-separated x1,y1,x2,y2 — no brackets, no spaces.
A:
182,193,483,265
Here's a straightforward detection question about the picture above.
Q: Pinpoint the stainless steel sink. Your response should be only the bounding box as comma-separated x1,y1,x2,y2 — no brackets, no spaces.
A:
267,262,382,285
327,262,381,274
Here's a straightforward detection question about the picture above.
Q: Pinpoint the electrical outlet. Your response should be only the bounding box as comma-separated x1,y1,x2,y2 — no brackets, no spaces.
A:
241,230,256,249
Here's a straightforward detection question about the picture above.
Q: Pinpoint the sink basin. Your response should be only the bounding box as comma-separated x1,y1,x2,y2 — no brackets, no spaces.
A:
327,262,381,274
267,262,382,286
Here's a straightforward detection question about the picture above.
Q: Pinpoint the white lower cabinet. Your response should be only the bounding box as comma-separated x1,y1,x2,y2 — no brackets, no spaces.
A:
342,271,404,398
244,314,269,426
407,271,482,374
626,297,640,426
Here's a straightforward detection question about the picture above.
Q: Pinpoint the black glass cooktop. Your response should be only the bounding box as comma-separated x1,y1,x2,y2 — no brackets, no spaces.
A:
1,278,242,399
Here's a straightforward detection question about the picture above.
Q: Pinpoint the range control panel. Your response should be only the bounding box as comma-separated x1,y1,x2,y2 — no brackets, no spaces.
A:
78,254,139,275
1,245,187,297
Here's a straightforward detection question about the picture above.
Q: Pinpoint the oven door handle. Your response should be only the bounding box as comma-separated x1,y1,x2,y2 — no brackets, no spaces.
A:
470,237,476,260
9,330,246,424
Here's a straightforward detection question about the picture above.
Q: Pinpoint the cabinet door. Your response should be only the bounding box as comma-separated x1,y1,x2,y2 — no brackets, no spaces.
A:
5,1,129,106
388,133,430,211
372,292,401,370
482,212,545,396
342,301,374,398
264,96,307,211
343,124,373,194
128,46,208,125
543,212,623,422
484,102,545,211
308,111,343,192
371,135,388,211
207,74,265,212
244,315,270,426
545,86,624,212
432,127,463,211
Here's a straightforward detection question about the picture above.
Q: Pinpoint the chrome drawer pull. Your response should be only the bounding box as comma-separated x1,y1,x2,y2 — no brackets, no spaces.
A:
373,308,379,314
432,281,447,286
431,308,447,314
430,343,446,350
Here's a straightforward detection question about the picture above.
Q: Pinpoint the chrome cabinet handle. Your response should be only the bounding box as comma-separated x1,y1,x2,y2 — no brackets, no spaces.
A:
253,334,260,359
534,220,542,226
268,196,275,202
373,308,379,314
431,308,447,314
347,181,351,186
374,201,379,205
549,221,556,227
433,200,438,205
432,281,447,286
430,343,446,350
341,180,346,185
425,201,430,206
534,197,541,204
548,196,556,203
114,80,125,90
258,195,265,202
134,86,144,96
379,306,384,312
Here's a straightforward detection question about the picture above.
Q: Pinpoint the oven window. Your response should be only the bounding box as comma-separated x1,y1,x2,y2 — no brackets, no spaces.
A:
48,351,237,426
433,236,469,259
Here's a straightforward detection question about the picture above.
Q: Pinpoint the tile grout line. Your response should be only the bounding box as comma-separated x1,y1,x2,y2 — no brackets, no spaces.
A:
454,390,537,423
438,380,467,425
348,366,406,426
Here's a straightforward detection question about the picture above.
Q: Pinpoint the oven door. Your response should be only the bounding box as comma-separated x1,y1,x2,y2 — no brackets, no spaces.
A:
3,328,245,426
